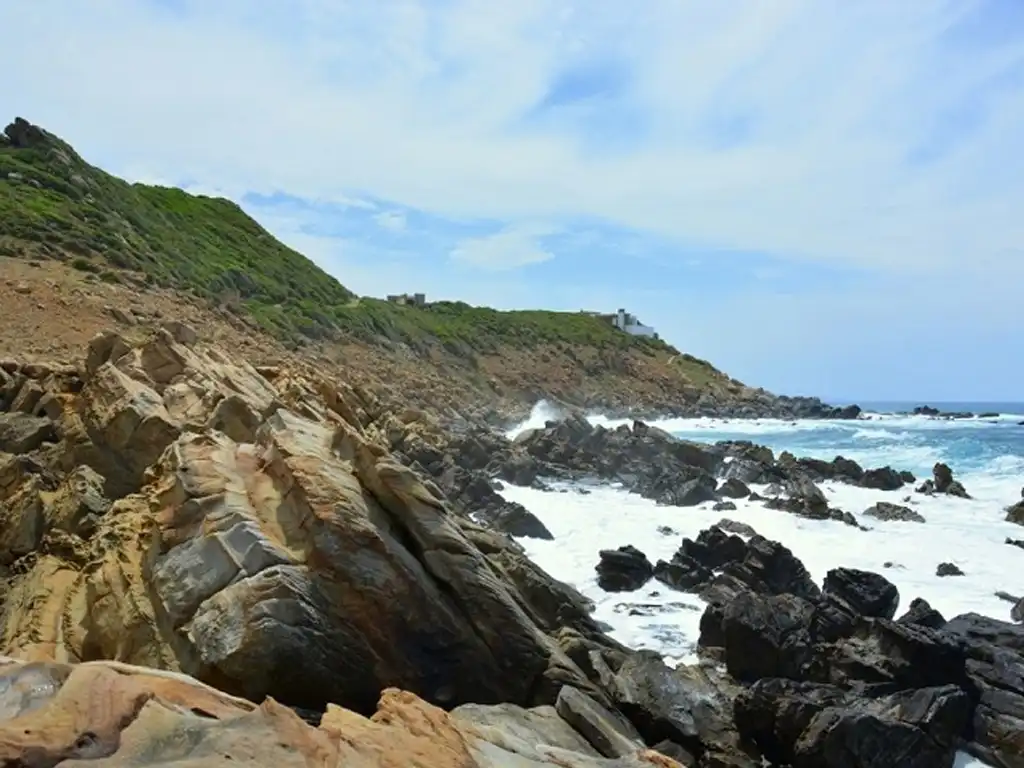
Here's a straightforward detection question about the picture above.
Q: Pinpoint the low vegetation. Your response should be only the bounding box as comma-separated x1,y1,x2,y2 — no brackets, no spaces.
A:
0,117,688,367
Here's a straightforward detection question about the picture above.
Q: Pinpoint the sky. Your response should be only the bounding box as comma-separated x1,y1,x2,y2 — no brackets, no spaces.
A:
3,0,1023,402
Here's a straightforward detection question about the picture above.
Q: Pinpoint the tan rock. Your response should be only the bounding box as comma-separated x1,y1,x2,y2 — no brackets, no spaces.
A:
0,658,682,768
1,332,594,719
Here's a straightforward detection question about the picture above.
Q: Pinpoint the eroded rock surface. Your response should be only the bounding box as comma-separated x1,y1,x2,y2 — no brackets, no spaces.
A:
0,329,597,716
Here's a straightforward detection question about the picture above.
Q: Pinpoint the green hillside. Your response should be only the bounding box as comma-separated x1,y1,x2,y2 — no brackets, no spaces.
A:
0,117,674,359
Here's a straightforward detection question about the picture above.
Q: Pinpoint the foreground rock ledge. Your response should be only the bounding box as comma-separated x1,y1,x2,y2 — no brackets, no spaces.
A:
0,657,682,767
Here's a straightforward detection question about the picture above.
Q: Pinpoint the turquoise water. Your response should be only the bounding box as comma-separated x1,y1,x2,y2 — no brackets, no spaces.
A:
591,402,1024,495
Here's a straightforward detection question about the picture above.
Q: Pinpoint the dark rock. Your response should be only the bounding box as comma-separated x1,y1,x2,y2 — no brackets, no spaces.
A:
712,500,737,512
860,466,905,491
654,555,713,592
1006,537,1024,551
714,519,757,537
735,679,971,768
1007,502,1024,527
718,478,750,498
897,597,946,629
656,525,677,536
483,501,553,540
917,462,970,499
863,501,926,523
596,545,653,592
936,562,964,577
822,567,900,620
1013,598,1024,624
666,474,719,507
597,653,758,766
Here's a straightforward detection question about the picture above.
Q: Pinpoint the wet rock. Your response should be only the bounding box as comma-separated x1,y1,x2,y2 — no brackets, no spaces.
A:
860,466,905,491
863,500,926,523
717,478,750,499
714,519,757,537
597,653,757,766
712,500,737,512
936,562,965,577
596,546,653,592
897,597,947,629
822,567,900,620
734,679,971,768
917,462,970,498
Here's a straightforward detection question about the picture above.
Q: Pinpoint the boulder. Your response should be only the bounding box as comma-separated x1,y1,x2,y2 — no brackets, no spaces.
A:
717,478,750,499
0,412,56,453
822,567,900,620
917,462,970,499
860,466,905,491
897,598,947,629
596,546,654,592
863,501,926,524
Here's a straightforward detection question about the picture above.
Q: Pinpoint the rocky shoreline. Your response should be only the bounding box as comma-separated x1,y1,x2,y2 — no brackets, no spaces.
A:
1,326,1022,766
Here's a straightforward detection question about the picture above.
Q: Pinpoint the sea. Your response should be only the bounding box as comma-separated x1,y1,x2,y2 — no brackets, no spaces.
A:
500,401,1024,768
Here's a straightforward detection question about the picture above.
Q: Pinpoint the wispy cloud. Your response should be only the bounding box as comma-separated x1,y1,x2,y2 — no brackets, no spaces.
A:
3,0,1023,398
374,210,407,232
450,224,556,271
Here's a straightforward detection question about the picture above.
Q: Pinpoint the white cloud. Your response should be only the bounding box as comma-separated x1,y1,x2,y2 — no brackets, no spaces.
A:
450,225,555,271
2,0,1022,282
373,210,407,232
4,0,1024,288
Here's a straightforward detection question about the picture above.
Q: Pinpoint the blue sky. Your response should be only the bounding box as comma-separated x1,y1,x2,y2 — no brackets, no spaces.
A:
3,0,1023,402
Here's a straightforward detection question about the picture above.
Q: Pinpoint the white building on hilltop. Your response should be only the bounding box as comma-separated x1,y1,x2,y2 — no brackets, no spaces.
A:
582,308,658,338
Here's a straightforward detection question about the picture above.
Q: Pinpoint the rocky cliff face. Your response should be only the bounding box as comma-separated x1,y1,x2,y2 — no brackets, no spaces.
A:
0,326,619,717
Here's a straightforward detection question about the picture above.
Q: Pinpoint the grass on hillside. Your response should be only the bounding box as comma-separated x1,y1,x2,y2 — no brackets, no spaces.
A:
0,118,699,369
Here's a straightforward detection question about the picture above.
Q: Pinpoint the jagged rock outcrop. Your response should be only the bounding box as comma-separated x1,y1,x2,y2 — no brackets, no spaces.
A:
680,522,1024,768
477,417,922,525
917,462,971,498
0,328,599,716
0,657,682,767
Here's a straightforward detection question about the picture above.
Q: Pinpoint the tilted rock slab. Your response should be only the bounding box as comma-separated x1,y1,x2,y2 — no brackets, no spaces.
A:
0,328,593,715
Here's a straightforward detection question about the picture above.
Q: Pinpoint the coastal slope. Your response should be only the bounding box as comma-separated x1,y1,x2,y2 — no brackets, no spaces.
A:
0,116,842,420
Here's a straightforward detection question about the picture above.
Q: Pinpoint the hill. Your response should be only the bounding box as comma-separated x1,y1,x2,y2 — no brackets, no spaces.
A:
0,117,835,421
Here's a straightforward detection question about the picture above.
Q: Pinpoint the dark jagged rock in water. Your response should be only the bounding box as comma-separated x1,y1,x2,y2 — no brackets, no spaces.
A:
652,524,821,617
691,547,1024,768
936,562,965,577
863,500,927,523
860,465,906,491
898,597,947,629
823,567,900,620
917,462,970,498
762,474,861,527
712,500,737,511
595,545,654,592
1007,499,1024,526
1006,537,1024,550
734,679,971,768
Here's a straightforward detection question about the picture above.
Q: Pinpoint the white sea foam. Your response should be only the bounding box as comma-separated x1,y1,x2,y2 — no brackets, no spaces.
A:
499,410,1022,768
